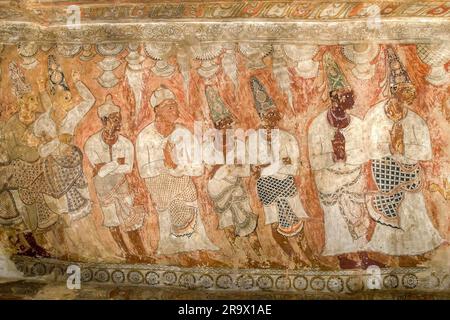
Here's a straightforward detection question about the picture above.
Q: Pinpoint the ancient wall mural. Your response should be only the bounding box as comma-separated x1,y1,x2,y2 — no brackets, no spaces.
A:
0,1,449,296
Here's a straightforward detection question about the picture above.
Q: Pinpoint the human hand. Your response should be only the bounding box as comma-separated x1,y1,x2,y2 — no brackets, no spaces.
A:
389,122,404,155
93,163,106,177
72,70,81,82
251,164,270,179
58,133,73,145
163,141,177,169
332,130,346,162
282,157,292,165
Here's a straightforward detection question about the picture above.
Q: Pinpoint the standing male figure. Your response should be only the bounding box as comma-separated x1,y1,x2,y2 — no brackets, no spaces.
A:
84,94,146,262
136,86,218,256
0,62,52,257
308,52,382,269
365,46,443,263
249,77,310,265
204,86,263,265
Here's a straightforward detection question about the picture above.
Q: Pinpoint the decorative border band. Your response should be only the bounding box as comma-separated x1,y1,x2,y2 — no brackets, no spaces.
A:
1,1,450,24
0,19,449,44
12,256,450,294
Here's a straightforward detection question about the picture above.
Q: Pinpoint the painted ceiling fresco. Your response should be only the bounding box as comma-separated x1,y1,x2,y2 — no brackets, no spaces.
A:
0,1,449,296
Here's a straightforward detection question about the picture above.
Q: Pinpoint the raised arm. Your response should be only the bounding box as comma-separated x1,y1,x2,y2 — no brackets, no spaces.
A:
63,79,96,134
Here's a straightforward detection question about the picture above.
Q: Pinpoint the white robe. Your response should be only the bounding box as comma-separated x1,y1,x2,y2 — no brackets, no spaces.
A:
136,123,218,254
365,100,443,255
205,136,257,236
207,165,254,229
308,111,369,256
84,131,143,230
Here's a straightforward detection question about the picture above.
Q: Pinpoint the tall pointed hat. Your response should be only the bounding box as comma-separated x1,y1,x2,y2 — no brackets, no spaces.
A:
250,76,276,117
385,45,412,93
323,51,351,93
205,86,232,124
8,61,31,98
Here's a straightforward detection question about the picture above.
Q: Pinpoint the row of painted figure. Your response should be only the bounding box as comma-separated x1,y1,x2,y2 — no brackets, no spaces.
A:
0,47,445,269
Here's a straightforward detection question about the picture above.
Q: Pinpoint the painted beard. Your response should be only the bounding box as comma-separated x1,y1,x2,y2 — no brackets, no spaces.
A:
102,127,119,146
327,105,350,129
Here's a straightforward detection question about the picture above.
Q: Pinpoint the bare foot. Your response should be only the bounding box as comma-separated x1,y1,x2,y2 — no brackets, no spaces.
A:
338,255,359,269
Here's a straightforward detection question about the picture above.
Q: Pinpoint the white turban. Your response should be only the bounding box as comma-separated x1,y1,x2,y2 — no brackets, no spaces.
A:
98,94,120,119
150,86,176,108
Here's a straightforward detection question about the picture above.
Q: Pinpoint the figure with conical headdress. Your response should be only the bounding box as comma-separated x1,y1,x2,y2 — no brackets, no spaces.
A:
136,86,219,256
249,76,310,266
84,95,147,262
13,66,96,259
32,65,95,220
308,52,383,269
0,62,52,258
364,46,443,260
204,86,264,265
5,61,41,162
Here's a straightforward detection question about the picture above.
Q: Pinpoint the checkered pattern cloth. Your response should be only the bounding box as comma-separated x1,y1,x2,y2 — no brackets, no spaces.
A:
146,174,198,237
369,156,422,228
371,156,420,193
256,175,299,229
6,146,90,230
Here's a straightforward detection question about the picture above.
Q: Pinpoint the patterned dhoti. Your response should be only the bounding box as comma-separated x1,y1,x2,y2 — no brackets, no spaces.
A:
208,175,257,237
94,174,144,232
256,175,304,237
366,156,443,255
1,145,91,232
146,174,197,237
367,156,421,228
144,173,218,254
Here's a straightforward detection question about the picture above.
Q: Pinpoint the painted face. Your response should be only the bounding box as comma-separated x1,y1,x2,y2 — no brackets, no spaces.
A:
155,99,180,122
331,89,354,110
18,93,40,125
53,87,73,112
340,90,355,110
214,116,234,130
395,84,416,105
262,108,281,127
104,112,122,133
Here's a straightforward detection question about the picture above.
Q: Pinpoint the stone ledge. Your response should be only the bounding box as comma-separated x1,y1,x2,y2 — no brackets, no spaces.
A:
0,18,449,44
11,256,450,295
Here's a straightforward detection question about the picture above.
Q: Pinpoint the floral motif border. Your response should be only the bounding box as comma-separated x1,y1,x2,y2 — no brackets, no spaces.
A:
0,19,449,45
12,256,450,294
